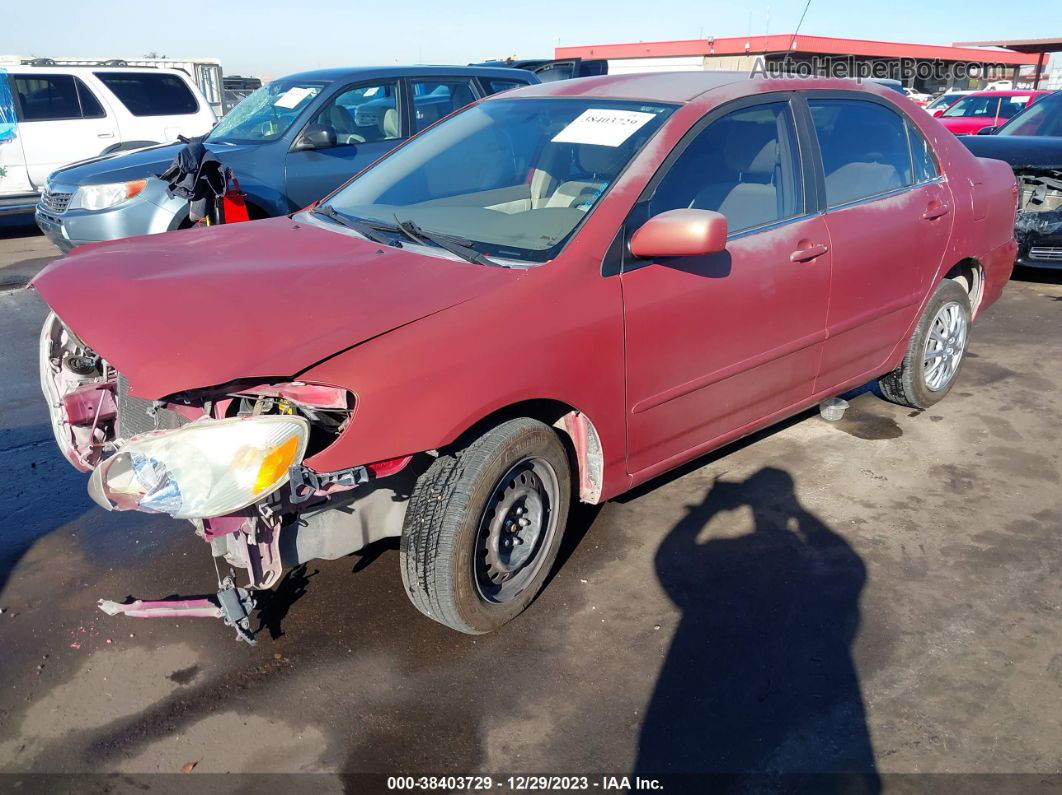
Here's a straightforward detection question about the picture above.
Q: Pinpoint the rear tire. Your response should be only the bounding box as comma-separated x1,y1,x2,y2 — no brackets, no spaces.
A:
879,279,971,409
400,418,571,634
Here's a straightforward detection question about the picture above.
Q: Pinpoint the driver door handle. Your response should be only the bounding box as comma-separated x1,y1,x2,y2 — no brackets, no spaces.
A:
923,202,950,220
790,243,829,263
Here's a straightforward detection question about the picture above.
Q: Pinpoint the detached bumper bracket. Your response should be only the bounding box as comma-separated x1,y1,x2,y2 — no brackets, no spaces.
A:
97,576,258,645
217,576,257,645
288,464,368,504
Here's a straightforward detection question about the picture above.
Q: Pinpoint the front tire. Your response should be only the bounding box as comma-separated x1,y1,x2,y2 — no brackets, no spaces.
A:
400,418,571,634
879,279,971,409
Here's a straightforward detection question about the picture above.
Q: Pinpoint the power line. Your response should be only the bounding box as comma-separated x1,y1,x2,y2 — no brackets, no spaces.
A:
782,0,813,63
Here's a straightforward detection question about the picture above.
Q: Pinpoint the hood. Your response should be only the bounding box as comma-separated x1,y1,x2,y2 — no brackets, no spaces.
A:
958,134,1062,170
50,141,254,186
940,118,993,135
32,217,520,398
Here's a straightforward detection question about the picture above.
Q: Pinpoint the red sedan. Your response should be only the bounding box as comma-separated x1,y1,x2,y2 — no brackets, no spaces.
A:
935,89,1052,135
33,72,1018,642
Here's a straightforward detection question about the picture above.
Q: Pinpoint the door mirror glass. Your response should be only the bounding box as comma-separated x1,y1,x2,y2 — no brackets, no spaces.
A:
294,124,337,151
630,209,728,259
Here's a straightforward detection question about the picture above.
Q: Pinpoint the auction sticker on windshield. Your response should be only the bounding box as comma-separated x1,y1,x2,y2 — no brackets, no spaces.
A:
274,86,317,109
551,109,658,147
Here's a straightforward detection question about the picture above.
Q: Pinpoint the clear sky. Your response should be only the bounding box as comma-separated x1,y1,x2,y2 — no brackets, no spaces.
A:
3,0,1060,79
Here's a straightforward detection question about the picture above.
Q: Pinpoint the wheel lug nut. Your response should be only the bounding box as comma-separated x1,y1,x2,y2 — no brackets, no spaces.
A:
518,518,530,527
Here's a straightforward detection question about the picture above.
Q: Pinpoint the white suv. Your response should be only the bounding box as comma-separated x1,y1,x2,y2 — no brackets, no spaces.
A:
0,64,216,217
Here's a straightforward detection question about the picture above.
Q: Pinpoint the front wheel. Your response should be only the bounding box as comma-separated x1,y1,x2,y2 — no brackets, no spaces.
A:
400,418,571,634
879,279,972,409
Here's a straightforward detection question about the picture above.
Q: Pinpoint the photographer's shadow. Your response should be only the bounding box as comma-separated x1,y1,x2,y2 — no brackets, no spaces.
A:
636,467,879,791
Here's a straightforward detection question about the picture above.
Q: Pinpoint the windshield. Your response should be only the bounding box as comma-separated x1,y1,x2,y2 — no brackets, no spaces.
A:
324,98,676,263
208,80,327,144
997,93,1062,137
943,94,1031,119
928,93,961,110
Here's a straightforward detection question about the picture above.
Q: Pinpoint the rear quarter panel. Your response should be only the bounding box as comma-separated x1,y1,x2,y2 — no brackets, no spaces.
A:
889,113,1015,348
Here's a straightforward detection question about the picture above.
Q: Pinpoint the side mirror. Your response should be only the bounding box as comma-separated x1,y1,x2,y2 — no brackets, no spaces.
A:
932,109,945,118
977,126,999,135
293,124,337,151
630,209,728,259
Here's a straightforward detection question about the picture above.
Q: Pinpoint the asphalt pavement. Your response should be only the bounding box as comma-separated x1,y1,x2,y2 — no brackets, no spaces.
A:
0,232,1060,787
0,222,54,291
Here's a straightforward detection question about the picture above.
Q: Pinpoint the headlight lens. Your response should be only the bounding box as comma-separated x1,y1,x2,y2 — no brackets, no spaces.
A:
70,180,148,211
93,416,309,518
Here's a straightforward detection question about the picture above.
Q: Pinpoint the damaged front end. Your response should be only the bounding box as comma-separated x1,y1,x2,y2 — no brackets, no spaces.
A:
40,312,417,644
1015,168,1062,269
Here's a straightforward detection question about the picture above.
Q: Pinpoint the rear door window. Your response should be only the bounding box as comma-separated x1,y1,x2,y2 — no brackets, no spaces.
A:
906,120,939,182
13,74,106,121
534,61,576,82
94,72,199,116
411,79,478,133
999,96,1031,119
482,78,527,95
14,74,82,120
808,98,913,207
75,79,106,118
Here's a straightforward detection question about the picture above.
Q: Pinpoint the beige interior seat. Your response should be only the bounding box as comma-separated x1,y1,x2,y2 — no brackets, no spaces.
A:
820,118,902,205
328,104,365,145
689,125,781,232
533,145,627,210
381,108,400,140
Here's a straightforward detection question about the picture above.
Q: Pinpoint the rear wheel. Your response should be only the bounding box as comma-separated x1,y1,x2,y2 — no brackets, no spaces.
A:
879,279,971,409
400,418,571,634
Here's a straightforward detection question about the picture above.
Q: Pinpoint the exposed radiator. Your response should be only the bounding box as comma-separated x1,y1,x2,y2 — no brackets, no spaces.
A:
116,373,188,438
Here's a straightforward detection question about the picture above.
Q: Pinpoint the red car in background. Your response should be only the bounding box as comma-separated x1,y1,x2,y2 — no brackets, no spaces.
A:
33,72,1018,643
935,90,1052,135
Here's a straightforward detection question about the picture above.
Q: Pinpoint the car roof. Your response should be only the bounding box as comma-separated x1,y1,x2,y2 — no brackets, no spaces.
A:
4,64,191,76
967,89,1051,96
278,65,538,82
493,70,888,104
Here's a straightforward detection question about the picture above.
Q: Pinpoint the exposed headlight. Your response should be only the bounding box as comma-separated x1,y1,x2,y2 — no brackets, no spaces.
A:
69,179,148,211
89,416,309,518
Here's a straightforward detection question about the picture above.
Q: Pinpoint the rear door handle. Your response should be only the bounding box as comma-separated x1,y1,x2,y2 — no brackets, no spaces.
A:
97,132,115,138
923,203,950,220
790,243,829,262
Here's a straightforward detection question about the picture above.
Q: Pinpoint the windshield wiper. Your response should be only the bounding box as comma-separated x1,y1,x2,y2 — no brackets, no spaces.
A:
312,205,394,245
390,215,501,267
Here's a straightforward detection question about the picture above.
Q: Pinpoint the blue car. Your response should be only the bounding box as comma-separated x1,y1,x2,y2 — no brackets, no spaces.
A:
35,65,538,252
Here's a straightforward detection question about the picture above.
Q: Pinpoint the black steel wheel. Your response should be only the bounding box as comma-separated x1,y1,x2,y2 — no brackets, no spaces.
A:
400,418,571,634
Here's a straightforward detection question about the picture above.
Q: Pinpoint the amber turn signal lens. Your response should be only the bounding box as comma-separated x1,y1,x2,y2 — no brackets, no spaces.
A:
126,180,148,200
254,435,301,495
